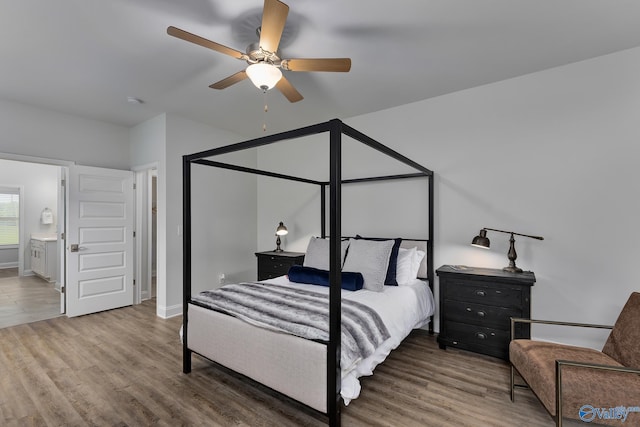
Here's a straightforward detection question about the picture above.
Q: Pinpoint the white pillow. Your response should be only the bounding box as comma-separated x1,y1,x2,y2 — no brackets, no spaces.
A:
396,247,426,285
342,238,394,292
303,237,349,270
411,249,426,281
395,247,417,285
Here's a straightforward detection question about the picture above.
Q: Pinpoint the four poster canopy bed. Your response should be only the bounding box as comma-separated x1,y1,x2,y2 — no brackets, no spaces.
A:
182,119,435,426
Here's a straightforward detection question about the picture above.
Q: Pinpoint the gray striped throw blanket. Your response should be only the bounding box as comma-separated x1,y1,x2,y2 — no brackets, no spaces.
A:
192,282,390,371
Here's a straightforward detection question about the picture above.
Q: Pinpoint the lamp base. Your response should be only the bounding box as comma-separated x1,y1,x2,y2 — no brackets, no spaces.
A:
274,248,283,253
503,266,523,273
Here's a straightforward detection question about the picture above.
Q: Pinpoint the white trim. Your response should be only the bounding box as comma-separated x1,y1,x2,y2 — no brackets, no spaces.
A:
134,170,145,305
0,262,18,269
131,162,159,172
0,152,75,167
157,303,181,319
58,167,68,310
133,163,158,309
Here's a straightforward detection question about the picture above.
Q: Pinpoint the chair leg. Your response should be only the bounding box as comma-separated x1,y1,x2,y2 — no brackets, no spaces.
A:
510,364,515,402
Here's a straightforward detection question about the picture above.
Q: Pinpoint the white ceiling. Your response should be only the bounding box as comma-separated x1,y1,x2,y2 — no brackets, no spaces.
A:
2,0,640,138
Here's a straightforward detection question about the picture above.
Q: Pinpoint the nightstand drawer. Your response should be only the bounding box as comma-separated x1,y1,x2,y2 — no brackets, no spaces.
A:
259,270,288,280
445,321,509,349
443,299,521,330
445,279,522,307
260,262,293,276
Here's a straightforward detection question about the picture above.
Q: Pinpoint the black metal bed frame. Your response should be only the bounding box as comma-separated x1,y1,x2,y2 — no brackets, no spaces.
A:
182,118,434,426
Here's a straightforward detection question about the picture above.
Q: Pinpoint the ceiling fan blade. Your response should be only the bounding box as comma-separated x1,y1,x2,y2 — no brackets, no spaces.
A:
167,26,244,59
259,0,289,53
282,58,352,72
275,76,303,103
209,70,248,90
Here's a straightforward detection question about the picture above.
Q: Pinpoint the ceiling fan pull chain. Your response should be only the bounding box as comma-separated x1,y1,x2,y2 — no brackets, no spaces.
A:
263,89,269,132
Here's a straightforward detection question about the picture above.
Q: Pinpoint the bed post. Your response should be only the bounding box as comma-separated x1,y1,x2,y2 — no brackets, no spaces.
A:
321,184,327,238
328,119,342,427
183,155,192,373
428,174,435,334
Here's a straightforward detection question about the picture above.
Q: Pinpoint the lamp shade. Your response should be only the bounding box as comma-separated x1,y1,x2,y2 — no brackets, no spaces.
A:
246,63,282,90
471,229,490,248
275,221,288,236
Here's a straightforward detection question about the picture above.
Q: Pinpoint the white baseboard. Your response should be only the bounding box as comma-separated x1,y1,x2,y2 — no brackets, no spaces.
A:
0,262,18,269
157,303,182,319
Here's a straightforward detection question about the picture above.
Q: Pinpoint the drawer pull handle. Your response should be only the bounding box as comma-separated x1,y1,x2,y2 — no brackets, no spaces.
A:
475,290,486,297
466,307,472,312
476,332,487,340
477,311,486,317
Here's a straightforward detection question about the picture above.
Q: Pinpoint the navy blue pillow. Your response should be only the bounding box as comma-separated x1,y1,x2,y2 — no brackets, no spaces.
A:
355,235,402,286
287,265,364,291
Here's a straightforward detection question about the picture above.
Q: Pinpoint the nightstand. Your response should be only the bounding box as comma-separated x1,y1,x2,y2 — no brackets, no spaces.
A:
436,265,535,360
255,251,305,281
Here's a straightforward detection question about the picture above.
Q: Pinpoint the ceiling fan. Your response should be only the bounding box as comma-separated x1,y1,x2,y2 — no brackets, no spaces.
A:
167,0,351,103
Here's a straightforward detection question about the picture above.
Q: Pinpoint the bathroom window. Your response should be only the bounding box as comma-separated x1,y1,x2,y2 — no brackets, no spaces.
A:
0,191,19,246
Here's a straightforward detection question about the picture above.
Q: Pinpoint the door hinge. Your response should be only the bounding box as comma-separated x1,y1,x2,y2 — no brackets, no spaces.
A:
133,231,136,238
133,279,136,286
61,179,66,187
61,285,65,294
133,183,136,190
61,232,65,240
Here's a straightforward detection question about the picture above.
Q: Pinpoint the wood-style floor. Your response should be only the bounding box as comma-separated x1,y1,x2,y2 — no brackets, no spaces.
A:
0,268,61,330
0,299,554,426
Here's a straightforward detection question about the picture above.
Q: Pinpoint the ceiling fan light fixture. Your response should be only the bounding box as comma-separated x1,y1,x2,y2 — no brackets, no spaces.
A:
246,62,282,91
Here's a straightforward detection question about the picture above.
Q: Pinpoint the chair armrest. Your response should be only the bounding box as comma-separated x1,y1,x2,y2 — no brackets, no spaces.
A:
510,318,613,341
555,360,640,426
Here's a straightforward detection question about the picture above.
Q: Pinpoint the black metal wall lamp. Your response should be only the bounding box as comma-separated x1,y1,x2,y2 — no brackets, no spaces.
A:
471,228,544,273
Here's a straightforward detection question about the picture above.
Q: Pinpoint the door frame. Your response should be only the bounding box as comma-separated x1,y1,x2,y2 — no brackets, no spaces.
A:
0,152,73,315
133,162,158,305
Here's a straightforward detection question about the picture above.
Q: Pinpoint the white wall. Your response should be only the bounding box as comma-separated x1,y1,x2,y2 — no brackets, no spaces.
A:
258,46,640,348
0,99,130,169
256,132,430,253
131,113,258,317
0,159,58,272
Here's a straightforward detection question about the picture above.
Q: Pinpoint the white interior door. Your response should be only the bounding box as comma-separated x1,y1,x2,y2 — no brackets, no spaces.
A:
66,165,134,317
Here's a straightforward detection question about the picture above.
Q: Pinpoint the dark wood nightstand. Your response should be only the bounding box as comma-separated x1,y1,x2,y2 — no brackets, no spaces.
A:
436,265,536,360
255,251,305,281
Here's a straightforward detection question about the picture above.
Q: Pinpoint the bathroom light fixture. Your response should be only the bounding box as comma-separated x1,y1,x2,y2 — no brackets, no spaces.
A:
275,221,288,252
471,227,544,273
41,207,54,225
246,63,282,91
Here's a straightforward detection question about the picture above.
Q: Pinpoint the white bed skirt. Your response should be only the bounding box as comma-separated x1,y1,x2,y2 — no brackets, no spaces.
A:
187,303,328,413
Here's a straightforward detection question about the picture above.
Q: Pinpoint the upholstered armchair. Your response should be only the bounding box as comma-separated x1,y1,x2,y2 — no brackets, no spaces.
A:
509,292,640,427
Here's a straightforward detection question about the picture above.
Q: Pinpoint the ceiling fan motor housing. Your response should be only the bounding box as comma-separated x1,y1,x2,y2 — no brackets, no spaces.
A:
246,42,281,66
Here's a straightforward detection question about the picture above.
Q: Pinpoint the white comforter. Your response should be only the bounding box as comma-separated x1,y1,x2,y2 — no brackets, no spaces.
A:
263,275,435,404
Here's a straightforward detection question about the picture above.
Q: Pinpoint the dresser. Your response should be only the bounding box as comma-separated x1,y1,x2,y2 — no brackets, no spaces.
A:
436,265,535,360
255,251,305,281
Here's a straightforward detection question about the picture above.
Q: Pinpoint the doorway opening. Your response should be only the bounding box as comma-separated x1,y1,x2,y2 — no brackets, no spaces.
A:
134,166,158,307
0,158,63,328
